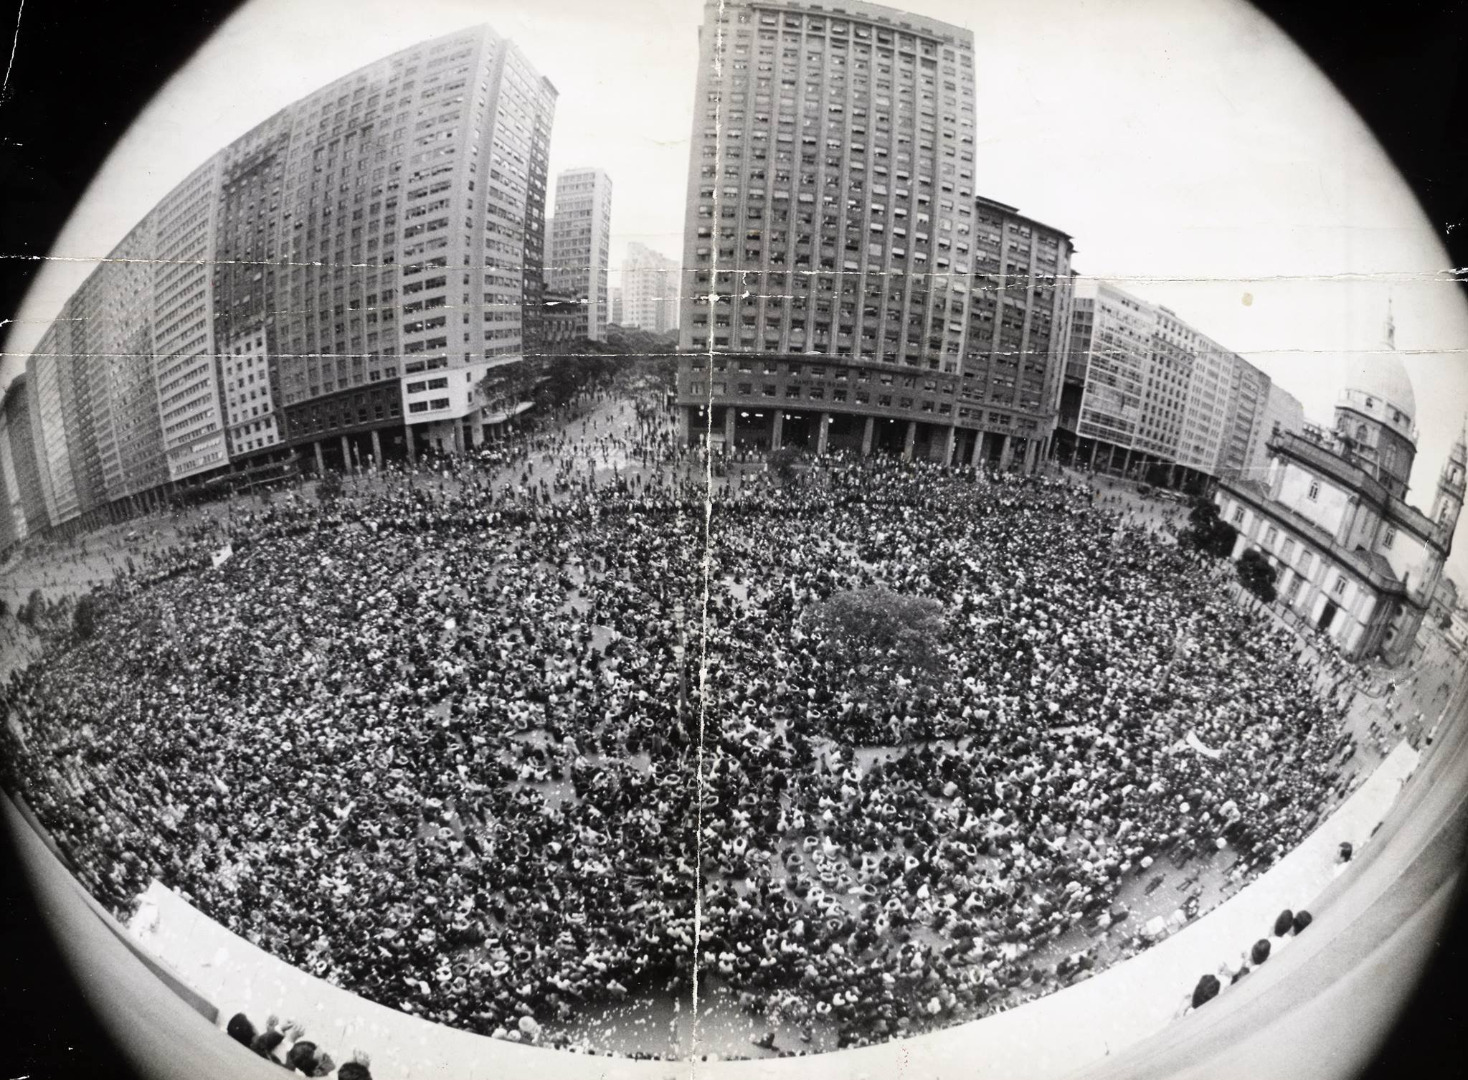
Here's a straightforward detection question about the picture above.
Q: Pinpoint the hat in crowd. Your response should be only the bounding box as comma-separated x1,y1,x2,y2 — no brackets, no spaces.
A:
225,1013,256,1047
1192,973,1221,1008
1273,909,1294,937
1251,939,1272,965
1293,910,1313,933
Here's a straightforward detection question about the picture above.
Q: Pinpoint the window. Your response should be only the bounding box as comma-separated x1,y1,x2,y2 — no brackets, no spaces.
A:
1333,576,1348,596
1231,506,1244,525
1307,480,1320,501
1265,526,1278,547
1383,526,1396,549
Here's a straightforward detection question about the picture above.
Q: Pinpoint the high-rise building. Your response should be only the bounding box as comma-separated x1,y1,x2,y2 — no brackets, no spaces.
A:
609,286,624,327
548,167,614,341
1060,281,1156,473
0,393,30,543
2,376,49,538
961,197,1075,467
677,0,1011,464
621,241,680,334
1217,359,1272,480
1058,280,1290,488
1247,380,1306,478
4,25,558,540
271,27,558,462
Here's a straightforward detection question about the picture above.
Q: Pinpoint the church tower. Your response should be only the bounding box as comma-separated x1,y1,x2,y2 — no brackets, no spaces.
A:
1431,424,1467,541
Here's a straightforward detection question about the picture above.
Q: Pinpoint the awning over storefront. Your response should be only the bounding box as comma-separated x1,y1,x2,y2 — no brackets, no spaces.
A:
484,401,535,425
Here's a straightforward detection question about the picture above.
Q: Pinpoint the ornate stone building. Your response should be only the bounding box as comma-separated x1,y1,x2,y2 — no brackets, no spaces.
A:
1215,352,1464,664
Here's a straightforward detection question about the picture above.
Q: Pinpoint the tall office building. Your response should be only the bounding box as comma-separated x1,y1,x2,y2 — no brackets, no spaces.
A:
1058,280,1292,487
1217,359,1271,480
2,377,48,538
676,0,1054,464
1247,380,1306,478
548,167,614,341
0,390,30,543
1060,281,1156,472
271,26,558,461
4,25,557,541
621,241,680,333
960,196,1075,467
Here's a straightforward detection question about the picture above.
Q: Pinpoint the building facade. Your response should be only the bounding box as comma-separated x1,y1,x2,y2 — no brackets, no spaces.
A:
1215,356,1463,665
621,241,680,334
547,168,613,342
677,0,1085,467
1057,279,1301,489
3,25,558,540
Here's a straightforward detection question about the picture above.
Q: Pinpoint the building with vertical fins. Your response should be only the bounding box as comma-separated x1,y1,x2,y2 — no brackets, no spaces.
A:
1215,329,1462,664
547,167,614,342
1,25,557,542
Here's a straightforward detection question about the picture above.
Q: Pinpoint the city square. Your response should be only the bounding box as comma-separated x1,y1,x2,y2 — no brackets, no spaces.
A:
1,0,1466,1078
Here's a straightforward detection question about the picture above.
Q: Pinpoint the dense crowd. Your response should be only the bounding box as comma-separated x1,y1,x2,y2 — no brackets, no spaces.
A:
0,403,1354,1055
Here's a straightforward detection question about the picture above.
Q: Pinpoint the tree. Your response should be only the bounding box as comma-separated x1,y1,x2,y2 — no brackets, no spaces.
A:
1182,498,1239,559
73,595,97,640
1237,548,1279,603
17,588,43,626
769,446,802,485
804,587,948,700
317,470,345,505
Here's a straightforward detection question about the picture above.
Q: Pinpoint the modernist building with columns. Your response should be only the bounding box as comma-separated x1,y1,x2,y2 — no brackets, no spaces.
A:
1056,280,1306,489
1214,355,1464,665
672,0,1074,469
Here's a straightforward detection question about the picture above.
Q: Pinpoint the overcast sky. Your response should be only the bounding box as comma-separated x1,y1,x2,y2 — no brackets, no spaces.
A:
4,0,1467,572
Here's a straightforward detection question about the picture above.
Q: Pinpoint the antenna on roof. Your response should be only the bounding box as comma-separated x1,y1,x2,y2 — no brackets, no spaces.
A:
1385,293,1396,351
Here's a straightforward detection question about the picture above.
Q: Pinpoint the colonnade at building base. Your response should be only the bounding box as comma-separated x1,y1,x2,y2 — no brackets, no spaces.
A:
1050,427,1213,494
682,405,1049,472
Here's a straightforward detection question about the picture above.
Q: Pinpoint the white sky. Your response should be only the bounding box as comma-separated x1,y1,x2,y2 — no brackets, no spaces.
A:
4,0,1467,572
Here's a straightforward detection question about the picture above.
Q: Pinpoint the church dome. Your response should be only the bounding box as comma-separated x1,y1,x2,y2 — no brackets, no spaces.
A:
1339,352,1416,431
1338,352,1415,422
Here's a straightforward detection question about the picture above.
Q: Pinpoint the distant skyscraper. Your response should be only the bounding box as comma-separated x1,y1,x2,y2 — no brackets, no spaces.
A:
621,242,679,334
4,25,558,539
548,167,614,341
609,285,624,326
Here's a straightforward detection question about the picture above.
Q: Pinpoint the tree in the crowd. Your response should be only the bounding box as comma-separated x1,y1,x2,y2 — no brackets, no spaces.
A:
769,446,802,485
73,595,97,641
18,588,44,626
804,586,949,703
1182,498,1240,559
1237,547,1279,603
317,470,345,505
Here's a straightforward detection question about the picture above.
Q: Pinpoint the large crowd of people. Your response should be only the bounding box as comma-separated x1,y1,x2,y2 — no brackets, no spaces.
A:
0,396,1355,1056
